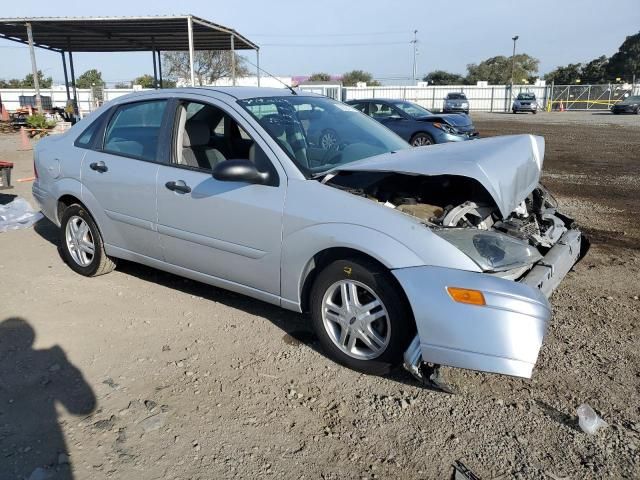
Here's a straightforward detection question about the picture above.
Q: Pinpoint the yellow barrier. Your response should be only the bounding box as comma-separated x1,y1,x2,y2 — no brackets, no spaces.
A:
546,99,623,112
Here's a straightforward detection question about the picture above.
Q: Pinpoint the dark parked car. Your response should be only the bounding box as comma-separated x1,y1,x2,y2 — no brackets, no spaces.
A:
443,92,469,114
611,95,640,114
512,93,538,114
346,99,478,147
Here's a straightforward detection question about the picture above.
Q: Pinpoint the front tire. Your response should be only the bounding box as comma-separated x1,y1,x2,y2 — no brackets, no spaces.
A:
410,132,434,147
309,258,415,375
59,204,116,277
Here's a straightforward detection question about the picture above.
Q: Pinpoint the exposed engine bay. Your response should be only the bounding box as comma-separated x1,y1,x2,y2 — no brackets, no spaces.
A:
324,171,578,275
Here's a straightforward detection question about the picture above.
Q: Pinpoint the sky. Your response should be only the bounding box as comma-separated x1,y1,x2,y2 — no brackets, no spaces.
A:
1,0,639,85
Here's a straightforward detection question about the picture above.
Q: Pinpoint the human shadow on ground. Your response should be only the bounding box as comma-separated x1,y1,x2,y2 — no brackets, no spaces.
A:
0,317,96,479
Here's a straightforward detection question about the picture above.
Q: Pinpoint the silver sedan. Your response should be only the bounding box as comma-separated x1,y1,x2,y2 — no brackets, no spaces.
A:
33,87,585,389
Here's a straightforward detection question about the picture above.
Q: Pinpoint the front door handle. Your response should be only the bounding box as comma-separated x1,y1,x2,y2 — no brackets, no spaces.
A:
165,180,191,194
89,161,108,173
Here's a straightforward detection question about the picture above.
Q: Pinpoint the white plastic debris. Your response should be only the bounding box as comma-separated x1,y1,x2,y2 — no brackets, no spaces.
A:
0,198,43,233
577,403,608,435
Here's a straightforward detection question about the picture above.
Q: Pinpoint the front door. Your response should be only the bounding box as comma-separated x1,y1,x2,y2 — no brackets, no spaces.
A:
156,97,286,297
81,99,170,259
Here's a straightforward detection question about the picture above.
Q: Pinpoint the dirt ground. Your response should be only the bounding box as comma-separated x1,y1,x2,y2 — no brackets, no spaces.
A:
0,111,639,479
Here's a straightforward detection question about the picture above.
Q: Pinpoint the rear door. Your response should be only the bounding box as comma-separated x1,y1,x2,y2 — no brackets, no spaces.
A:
155,96,286,297
81,99,170,259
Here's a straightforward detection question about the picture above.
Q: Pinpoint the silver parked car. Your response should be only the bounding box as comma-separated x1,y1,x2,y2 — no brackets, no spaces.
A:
33,88,585,389
512,92,538,114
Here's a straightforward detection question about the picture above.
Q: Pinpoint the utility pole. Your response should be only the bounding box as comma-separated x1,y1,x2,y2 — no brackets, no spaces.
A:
510,35,519,86
26,22,42,113
411,29,418,84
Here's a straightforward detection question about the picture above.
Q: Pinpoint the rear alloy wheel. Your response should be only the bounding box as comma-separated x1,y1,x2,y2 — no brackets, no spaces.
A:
410,132,434,147
310,258,414,375
60,204,116,277
319,129,339,150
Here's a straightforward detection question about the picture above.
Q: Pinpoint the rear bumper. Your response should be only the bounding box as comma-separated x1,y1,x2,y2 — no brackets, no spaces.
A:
32,181,58,225
394,229,583,378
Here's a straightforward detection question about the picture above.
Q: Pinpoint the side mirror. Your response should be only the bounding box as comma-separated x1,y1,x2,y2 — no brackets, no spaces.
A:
212,159,269,185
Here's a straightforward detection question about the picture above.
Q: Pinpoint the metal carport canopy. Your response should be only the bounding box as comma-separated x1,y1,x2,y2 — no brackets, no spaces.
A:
0,15,257,52
0,15,260,106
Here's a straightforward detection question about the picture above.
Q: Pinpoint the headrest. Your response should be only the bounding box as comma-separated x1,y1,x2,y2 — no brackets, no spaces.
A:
260,115,285,138
183,121,210,147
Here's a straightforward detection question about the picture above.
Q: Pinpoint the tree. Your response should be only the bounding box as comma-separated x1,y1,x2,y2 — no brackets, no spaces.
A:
133,74,155,88
0,78,21,88
466,54,539,84
161,51,249,86
308,72,331,82
544,63,582,84
422,70,466,85
607,31,640,82
581,55,609,84
75,69,104,88
21,70,53,88
340,70,381,86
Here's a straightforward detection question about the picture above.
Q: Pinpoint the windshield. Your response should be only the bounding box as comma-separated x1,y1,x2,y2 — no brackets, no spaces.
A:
393,101,432,118
621,95,640,104
517,93,536,100
239,96,410,177
447,93,466,100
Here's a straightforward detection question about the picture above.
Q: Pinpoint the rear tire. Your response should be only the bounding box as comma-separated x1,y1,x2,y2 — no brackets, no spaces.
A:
309,257,415,375
512,109,517,114
59,204,116,277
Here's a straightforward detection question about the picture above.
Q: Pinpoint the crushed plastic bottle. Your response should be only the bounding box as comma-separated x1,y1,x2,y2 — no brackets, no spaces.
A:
577,403,608,435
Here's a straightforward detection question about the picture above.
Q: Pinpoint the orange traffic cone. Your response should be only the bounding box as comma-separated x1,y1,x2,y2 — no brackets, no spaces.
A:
559,100,565,112
18,126,32,151
0,104,8,121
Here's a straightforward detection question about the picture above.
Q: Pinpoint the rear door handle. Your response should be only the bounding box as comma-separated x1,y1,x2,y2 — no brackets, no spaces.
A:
165,180,191,194
89,161,108,173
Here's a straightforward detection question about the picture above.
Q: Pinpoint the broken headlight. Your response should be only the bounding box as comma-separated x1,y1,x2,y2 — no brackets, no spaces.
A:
435,229,542,272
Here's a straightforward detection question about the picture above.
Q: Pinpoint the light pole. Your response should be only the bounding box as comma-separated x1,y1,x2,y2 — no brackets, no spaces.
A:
411,29,418,84
510,35,519,86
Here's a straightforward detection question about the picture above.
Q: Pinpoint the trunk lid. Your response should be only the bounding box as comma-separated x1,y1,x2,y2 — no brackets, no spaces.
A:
327,134,545,219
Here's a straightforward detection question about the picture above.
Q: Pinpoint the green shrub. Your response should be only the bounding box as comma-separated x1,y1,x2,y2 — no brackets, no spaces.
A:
26,114,56,129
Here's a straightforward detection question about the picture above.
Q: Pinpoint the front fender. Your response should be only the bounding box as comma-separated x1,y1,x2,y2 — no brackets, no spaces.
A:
280,223,426,310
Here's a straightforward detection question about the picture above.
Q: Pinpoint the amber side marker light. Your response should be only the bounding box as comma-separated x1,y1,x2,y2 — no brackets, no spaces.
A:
447,287,486,306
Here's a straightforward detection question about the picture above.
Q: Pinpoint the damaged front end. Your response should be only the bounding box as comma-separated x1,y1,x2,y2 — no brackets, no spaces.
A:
323,135,587,385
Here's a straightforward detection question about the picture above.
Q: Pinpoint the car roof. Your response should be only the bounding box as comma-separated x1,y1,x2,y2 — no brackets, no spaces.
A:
112,86,322,102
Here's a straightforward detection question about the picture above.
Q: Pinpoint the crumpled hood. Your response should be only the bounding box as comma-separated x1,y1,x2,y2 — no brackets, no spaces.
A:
329,134,545,219
416,114,472,128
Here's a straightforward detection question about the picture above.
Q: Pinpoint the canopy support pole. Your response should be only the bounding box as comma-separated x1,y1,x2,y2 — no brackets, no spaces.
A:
230,34,236,86
25,22,42,112
187,16,195,86
152,38,158,89
69,50,78,115
157,51,163,88
61,51,70,100
256,48,260,87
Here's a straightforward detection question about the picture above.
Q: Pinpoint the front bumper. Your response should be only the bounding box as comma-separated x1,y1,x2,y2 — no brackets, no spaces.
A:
514,104,537,112
394,228,583,379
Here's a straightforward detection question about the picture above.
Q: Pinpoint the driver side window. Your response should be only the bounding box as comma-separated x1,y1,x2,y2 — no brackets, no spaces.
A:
370,103,395,119
174,101,275,179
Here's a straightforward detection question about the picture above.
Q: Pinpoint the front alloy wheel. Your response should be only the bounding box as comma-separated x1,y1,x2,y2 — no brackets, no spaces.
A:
310,258,415,375
65,216,95,267
411,133,433,147
321,279,391,360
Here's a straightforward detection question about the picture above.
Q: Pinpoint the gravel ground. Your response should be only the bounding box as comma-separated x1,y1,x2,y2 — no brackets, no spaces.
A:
0,112,639,479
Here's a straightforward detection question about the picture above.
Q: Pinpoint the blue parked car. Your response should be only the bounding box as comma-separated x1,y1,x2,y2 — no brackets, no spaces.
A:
345,99,478,147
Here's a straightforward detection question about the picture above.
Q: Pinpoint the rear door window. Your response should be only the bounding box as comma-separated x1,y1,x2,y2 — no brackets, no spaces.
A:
103,100,168,161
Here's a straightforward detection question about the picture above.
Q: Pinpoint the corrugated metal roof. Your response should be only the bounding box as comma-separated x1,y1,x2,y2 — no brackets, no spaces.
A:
0,15,258,52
